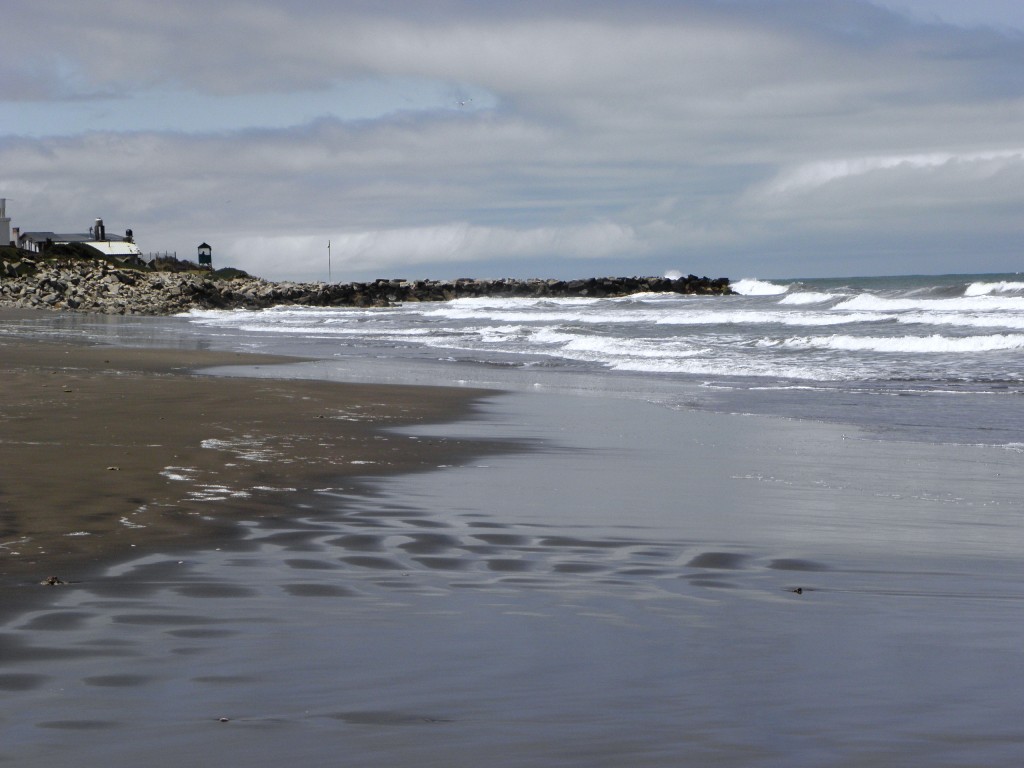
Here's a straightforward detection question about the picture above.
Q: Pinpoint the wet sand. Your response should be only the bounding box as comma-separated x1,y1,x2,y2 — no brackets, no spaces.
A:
4,316,1024,766
0,333,503,606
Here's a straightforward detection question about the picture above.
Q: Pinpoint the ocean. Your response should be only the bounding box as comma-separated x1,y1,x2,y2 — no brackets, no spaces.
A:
174,271,1024,447
3,272,1024,766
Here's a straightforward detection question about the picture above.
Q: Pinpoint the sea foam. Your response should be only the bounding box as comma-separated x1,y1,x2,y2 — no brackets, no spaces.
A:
964,281,1024,296
778,292,836,305
834,294,1024,313
772,333,1024,354
178,273,1024,389
732,278,790,296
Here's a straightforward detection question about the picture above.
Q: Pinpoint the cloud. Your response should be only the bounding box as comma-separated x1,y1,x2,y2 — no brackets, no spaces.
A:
0,80,497,137
759,149,1024,194
4,1,1024,280
747,149,1024,224
869,0,1024,32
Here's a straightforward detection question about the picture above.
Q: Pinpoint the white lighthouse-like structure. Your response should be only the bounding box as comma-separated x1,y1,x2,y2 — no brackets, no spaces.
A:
0,199,10,246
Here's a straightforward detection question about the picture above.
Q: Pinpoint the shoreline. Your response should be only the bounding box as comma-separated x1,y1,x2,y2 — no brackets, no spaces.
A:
1,253,732,315
4,312,1024,765
0,330,511,615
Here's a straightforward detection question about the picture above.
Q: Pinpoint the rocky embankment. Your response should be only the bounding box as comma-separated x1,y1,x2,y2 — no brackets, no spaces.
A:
0,255,731,315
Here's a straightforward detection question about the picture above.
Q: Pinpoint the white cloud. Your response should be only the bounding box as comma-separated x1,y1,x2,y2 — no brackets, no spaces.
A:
4,1,1024,279
761,149,1024,197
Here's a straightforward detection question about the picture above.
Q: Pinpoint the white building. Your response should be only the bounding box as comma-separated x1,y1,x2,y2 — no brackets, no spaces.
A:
0,199,10,246
16,216,143,260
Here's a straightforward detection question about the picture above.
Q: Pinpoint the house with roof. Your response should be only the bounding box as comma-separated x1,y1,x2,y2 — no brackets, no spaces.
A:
14,215,143,262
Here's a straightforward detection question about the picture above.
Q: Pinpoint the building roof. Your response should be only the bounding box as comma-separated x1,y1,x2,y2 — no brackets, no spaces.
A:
89,240,143,257
19,231,142,257
20,231,132,244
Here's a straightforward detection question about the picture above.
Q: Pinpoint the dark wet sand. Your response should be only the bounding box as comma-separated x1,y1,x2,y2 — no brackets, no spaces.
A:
4,314,1024,767
3,388,1024,767
0,332,503,613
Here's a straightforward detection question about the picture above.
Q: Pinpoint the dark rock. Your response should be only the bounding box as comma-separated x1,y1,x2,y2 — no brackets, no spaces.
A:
0,254,732,315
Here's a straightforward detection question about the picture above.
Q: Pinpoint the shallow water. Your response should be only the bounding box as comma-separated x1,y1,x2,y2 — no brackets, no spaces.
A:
3,390,1024,766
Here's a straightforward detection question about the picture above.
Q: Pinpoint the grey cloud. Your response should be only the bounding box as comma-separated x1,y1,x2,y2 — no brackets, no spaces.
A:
3,0,1024,280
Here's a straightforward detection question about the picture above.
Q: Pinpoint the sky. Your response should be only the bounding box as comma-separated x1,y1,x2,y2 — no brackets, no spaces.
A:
2,1,1023,282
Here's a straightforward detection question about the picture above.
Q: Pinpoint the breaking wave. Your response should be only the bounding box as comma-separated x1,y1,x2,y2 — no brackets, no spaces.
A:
732,278,790,296
965,281,1024,296
183,271,1024,386
768,333,1024,354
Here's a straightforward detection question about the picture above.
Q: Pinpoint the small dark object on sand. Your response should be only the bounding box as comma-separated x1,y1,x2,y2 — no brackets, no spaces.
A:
788,587,803,595
41,576,65,586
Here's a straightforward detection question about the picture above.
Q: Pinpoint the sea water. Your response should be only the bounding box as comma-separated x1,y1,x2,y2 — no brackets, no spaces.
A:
13,272,1024,446
173,271,1024,447
3,272,1024,766
181,273,1024,382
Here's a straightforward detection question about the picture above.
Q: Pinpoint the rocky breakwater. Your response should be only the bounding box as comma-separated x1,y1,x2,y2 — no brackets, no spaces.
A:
1,256,731,315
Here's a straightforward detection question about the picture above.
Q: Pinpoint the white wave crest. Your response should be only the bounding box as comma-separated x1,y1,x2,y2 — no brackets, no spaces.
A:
531,327,705,359
731,278,790,296
898,312,1024,331
834,294,1024,313
778,292,836,305
422,308,597,323
652,309,887,327
769,333,1024,354
965,281,1024,296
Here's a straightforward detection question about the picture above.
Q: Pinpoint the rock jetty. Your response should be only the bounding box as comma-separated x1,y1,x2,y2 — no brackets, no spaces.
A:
1,254,731,316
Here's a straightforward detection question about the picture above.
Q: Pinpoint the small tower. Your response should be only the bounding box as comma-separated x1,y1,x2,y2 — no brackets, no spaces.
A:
0,199,10,246
197,242,212,267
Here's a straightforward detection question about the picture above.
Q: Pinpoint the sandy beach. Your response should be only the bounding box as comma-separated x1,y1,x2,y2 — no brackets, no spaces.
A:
3,311,1024,766
0,326,502,601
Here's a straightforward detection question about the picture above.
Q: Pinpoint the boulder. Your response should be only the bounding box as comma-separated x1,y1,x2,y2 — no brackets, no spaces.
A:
0,255,732,315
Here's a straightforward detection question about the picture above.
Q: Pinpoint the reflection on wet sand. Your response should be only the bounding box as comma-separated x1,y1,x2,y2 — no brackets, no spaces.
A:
3,389,1024,767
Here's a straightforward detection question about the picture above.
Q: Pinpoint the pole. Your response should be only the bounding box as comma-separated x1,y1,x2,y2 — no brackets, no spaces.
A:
328,240,332,283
